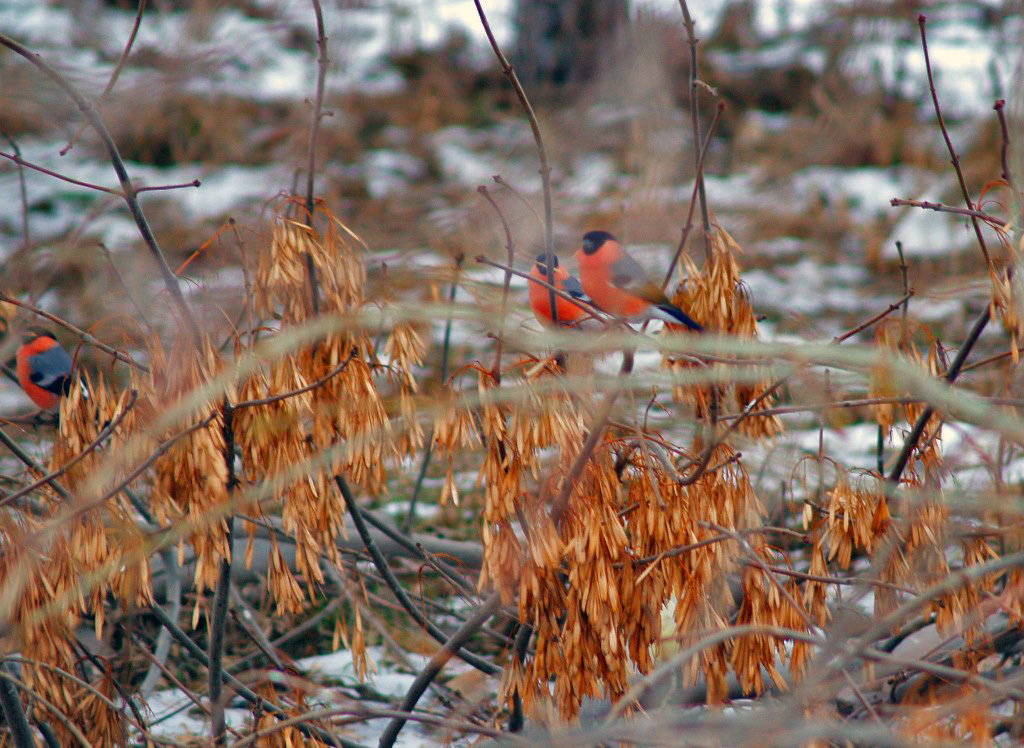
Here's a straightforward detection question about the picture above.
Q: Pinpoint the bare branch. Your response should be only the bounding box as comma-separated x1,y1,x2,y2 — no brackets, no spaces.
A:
377,592,502,748
917,14,992,266
0,32,201,341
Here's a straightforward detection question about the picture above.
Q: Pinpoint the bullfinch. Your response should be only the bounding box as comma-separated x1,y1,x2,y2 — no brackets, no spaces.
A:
528,253,591,327
575,230,703,332
16,328,78,410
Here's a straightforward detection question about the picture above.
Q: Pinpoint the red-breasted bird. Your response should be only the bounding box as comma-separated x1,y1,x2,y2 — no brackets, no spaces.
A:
16,328,77,410
575,230,703,332
528,253,591,328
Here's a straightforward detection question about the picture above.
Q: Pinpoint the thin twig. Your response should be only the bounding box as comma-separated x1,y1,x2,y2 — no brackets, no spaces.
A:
475,256,602,319
232,350,354,409
0,149,122,194
403,259,460,531
492,175,545,233
896,241,910,328
99,243,156,338
718,395,1024,422
890,197,1004,225
918,14,992,266
994,99,1024,224
834,292,913,342
0,291,148,371
60,0,148,155
232,704,508,748
135,179,201,193
302,0,329,316
761,564,916,596
0,134,31,296
678,0,712,256
67,637,150,741
837,550,1024,673
227,597,341,674
0,427,71,501
359,508,475,595
961,345,1024,373
138,546,181,697
134,642,246,741
0,670,90,747
473,0,554,332
479,186,516,381
378,592,502,748
662,100,725,290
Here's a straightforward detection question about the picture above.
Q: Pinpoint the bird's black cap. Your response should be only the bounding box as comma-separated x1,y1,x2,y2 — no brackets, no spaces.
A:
581,230,616,255
534,253,559,272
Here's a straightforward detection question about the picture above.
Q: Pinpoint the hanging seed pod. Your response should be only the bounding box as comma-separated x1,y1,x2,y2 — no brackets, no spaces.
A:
731,549,794,695
825,471,882,570
669,226,782,439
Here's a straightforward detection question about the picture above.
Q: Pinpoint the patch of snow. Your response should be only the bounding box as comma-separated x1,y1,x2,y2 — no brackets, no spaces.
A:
382,500,441,521
790,422,881,467
146,689,248,742
792,166,925,223
371,672,419,699
173,165,288,219
754,236,807,258
564,155,617,202
743,109,795,135
850,11,1022,118
743,259,869,316
364,150,427,199
702,172,761,211
709,38,825,76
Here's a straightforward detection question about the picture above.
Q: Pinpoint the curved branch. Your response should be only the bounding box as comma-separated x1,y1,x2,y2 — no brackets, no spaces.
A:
378,592,502,748
335,475,501,676
888,303,990,484
472,0,556,325
0,663,35,748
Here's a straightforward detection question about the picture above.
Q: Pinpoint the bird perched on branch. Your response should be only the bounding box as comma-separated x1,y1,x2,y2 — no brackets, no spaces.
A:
528,253,591,328
16,328,81,410
575,230,703,332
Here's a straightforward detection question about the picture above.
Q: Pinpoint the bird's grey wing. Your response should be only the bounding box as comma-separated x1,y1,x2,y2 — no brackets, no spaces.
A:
28,346,73,393
610,253,650,290
563,275,586,299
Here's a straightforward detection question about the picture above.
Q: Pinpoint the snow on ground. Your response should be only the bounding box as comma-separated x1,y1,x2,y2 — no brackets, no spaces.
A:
144,645,490,745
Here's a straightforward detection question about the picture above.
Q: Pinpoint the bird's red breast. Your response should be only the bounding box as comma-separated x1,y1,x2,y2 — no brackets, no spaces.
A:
575,237,652,317
529,264,588,327
17,334,62,410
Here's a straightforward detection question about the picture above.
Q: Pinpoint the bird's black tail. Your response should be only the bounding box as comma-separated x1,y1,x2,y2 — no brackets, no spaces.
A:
654,303,703,332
